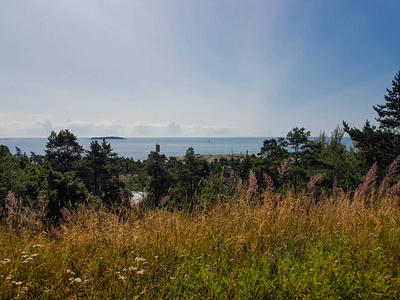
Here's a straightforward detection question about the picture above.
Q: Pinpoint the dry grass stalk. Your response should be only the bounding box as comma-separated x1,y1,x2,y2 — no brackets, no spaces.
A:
246,171,258,202
263,174,274,203
379,155,400,196
332,177,339,194
355,162,377,204
278,157,292,180
226,170,236,191
306,173,324,195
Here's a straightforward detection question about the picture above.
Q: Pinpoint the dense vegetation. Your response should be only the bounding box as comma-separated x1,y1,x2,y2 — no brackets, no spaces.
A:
1,69,400,298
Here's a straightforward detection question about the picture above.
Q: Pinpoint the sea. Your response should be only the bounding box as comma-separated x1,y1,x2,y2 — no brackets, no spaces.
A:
0,137,353,161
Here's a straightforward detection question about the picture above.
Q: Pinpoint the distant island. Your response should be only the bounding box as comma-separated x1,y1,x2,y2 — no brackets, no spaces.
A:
90,136,126,140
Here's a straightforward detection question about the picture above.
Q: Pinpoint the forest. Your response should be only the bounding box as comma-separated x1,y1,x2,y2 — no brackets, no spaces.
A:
0,70,400,298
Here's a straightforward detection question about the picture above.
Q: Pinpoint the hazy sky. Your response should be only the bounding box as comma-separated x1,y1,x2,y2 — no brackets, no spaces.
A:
1,1,400,137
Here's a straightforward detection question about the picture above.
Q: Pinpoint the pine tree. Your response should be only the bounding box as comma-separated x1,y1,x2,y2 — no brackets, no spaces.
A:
344,69,400,169
373,69,400,132
45,129,83,172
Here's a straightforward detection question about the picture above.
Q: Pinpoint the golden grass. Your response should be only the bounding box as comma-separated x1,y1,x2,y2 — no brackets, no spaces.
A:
1,190,400,298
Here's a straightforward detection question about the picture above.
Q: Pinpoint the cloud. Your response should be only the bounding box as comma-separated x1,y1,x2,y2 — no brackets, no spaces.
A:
0,116,237,138
132,121,235,137
133,121,183,137
0,118,53,137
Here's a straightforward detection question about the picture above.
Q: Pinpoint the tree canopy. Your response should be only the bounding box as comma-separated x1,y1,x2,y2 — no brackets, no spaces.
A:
45,129,83,172
373,69,400,132
344,69,400,169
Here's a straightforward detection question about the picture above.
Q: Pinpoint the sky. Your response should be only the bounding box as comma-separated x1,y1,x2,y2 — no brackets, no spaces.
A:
1,0,400,138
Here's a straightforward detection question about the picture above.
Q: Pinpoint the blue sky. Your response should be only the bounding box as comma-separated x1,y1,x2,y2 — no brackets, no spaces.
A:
1,0,400,137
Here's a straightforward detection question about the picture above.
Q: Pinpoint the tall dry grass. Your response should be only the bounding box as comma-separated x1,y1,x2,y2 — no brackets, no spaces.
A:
1,176,400,298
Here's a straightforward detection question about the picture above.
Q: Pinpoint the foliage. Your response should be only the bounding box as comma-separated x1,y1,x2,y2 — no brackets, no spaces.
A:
258,137,288,159
286,127,311,155
39,170,88,224
80,139,123,204
45,129,84,172
344,120,400,169
145,152,171,207
0,146,26,208
373,69,400,132
200,171,225,208
169,148,209,209
344,69,400,170
318,126,362,190
0,146,47,210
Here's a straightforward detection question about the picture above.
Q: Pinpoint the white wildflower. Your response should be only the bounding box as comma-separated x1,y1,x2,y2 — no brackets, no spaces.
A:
32,244,42,248
136,269,146,275
2,258,11,264
66,269,76,276
31,254,39,258
14,281,23,286
128,266,137,271
135,257,147,263
74,278,82,283
123,268,128,272
154,255,159,259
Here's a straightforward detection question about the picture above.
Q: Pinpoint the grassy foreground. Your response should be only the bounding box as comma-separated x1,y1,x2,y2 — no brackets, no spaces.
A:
2,192,400,299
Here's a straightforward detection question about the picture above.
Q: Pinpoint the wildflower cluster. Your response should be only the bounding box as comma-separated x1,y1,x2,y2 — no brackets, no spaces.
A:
1,258,11,265
115,256,149,283
66,269,90,284
134,256,148,274
4,275,29,295
21,252,39,264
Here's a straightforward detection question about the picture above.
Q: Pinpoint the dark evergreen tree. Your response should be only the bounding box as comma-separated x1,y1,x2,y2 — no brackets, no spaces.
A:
81,139,122,203
145,152,171,207
286,127,311,192
344,69,400,170
343,121,399,169
373,69,400,132
45,130,83,172
287,127,311,160
170,147,209,209
39,170,88,224
258,137,288,159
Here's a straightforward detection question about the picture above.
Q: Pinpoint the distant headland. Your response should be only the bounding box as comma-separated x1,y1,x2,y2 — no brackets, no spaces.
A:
90,136,126,140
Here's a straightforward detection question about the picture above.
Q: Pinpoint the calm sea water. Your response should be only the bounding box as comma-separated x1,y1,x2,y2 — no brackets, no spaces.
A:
0,137,353,161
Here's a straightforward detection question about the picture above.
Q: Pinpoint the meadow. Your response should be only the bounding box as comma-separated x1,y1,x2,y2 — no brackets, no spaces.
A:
2,182,400,299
